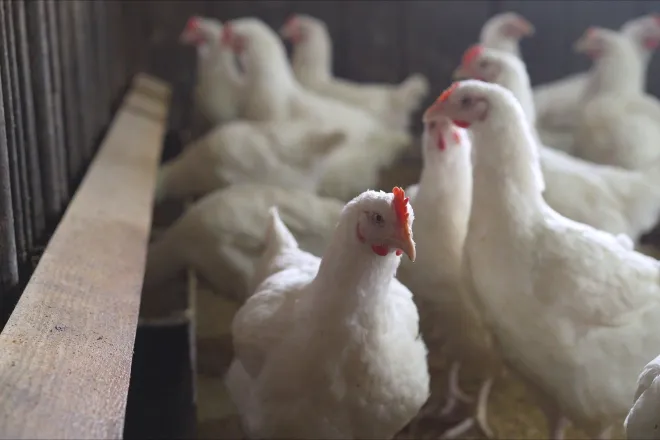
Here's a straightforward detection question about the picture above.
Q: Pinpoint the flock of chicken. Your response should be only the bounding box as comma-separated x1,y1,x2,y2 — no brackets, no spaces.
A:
144,9,660,440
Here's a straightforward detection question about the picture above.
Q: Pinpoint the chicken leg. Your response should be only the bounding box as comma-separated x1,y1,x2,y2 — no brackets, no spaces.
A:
440,377,495,439
544,406,570,440
439,361,474,417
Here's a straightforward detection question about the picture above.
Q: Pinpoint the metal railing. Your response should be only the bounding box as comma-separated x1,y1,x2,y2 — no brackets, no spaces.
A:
0,0,147,321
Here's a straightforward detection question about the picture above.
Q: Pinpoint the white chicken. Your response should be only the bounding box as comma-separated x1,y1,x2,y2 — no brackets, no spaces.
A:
154,121,346,203
625,353,660,439
456,44,660,243
143,184,344,301
479,11,534,58
279,14,430,131
573,26,660,170
398,113,498,438
179,16,245,126
479,13,660,154
533,14,660,142
220,17,412,201
225,188,429,439
432,78,660,439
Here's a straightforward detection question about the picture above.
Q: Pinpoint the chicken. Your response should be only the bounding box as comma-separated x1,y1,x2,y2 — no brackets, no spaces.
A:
225,188,429,439
431,78,660,439
279,14,430,131
455,44,660,243
479,13,660,155
533,14,660,144
179,16,245,127
624,354,660,440
398,112,497,438
154,121,346,203
479,11,534,58
573,26,660,170
143,184,344,301
220,17,412,201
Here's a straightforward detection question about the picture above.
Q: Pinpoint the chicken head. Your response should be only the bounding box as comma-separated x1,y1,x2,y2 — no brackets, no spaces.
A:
573,26,624,59
422,110,463,153
180,16,205,45
622,13,660,50
221,23,247,54
279,14,325,45
279,15,304,43
424,81,496,129
454,44,505,82
480,12,535,47
353,187,416,261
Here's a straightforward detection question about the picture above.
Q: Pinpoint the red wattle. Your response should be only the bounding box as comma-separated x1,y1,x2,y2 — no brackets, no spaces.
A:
453,120,471,128
644,37,660,50
451,128,461,144
371,245,389,256
437,136,446,150
395,250,403,256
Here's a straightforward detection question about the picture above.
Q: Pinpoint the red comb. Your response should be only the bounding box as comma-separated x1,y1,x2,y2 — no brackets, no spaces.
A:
462,44,484,67
587,27,599,37
185,16,200,32
439,82,460,103
392,187,410,233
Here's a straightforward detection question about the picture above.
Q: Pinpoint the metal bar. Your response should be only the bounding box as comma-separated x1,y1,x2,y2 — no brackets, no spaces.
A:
44,0,69,203
0,37,18,292
92,0,110,127
26,0,63,220
70,1,89,162
56,0,83,182
13,0,45,242
4,0,34,257
0,0,27,265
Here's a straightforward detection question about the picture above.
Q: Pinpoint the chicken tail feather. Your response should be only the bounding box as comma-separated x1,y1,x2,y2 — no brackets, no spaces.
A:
393,73,430,112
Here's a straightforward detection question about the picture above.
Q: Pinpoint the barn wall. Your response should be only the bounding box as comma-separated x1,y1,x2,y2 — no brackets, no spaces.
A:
137,0,660,131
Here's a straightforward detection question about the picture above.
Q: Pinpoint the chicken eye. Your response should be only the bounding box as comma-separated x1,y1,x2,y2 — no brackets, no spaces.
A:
460,96,473,108
479,60,490,68
371,212,385,226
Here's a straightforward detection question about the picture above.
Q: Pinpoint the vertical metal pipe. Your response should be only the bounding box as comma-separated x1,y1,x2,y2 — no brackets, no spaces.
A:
56,0,83,182
26,0,64,220
0,0,27,264
44,0,69,203
0,47,18,292
13,0,45,240
4,0,34,256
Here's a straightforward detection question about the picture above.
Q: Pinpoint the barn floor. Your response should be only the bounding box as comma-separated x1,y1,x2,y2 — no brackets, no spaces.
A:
141,147,658,439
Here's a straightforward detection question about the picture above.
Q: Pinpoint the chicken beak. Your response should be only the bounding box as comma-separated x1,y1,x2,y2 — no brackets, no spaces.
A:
390,229,416,262
422,102,442,124
452,66,469,81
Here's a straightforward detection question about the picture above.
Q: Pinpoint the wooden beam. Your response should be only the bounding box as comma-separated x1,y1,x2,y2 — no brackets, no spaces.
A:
0,73,171,439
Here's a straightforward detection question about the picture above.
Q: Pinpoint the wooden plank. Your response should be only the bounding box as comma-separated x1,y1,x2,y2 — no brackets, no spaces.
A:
403,0,491,132
342,0,404,83
0,74,171,439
